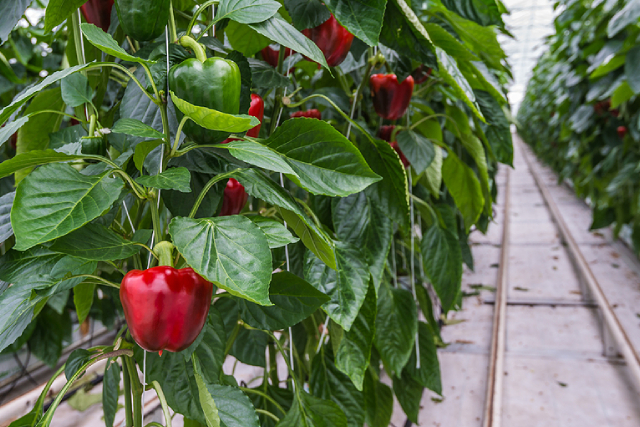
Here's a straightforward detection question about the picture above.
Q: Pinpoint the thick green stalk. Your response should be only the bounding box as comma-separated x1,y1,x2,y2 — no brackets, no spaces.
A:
122,356,134,427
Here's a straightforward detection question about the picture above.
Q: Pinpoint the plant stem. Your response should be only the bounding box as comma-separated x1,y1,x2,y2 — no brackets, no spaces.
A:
148,195,164,244
151,381,172,427
168,0,178,43
124,356,143,427
238,387,286,416
269,47,288,136
186,0,219,37
189,170,238,218
256,409,280,422
179,35,207,62
122,357,134,427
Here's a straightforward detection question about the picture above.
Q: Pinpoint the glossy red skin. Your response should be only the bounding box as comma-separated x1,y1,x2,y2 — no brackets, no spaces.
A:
81,0,114,32
261,46,293,68
120,266,213,354
290,109,322,120
411,65,432,84
378,126,410,167
370,74,415,120
302,14,354,67
220,178,248,216
222,94,265,144
618,126,627,139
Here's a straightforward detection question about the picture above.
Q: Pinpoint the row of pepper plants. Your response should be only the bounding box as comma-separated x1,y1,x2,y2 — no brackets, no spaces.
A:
518,0,640,250
0,0,512,426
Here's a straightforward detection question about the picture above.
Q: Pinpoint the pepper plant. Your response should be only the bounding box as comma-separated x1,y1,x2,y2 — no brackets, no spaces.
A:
0,0,513,426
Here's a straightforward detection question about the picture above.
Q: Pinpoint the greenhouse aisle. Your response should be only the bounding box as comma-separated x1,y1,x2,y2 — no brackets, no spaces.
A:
391,136,640,427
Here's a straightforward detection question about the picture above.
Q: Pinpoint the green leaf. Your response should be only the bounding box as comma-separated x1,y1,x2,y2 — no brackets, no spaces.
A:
442,150,484,229
192,355,221,427
626,46,640,94
441,0,503,27
215,0,281,24
250,216,299,248
133,139,164,173
392,371,423,423
0,149,106,179
0,191,13,244
265,118,381,197
590,54,625,79
474,90,512,166
0,117,28,149
226,20,272,56
379,0,434,65
424,23,478,61
360,137,409,227
112,118,167,139
65,349,92,380
61,73,93,108
12,163,123,251
324,0,386,46
277,390,348,427
136,167,192,192
611,80,634,108
248,58,291,88
363,371,393,427
374,281,417,376
171,91,260,133
50,223,144,261
73,282,95,324
436,48,484,121
304,241,370,331
332,192,391,293
310,352,365,427
222,139,296,175
199,385,260,427
0,63,91,126
229,168,336,269
239,271,329,330
421,224,462,313
459,132,491,214
405,322,442,394
422,146,443,197
285,0,331,30
396,130,435,176
170,216,273,305
334,282,376,390
44,0,87,32
15,88,66,182
103,361,120,427
80,24,155,64
608,0,640,38
0,0,30,44
248,14,330,69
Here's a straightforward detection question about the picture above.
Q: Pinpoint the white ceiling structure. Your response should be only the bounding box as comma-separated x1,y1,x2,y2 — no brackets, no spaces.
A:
499,0,557,113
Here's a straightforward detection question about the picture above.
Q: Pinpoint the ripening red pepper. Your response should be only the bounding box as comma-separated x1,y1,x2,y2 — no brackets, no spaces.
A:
618,126,627,139
261,45,293,68
222,94,264,143
370,74,415,120
219,178,248,216
302,14,354,67
290,109,322,120
81,0,114,32
378,125,410,167
411,65,432,84
120,266,213,354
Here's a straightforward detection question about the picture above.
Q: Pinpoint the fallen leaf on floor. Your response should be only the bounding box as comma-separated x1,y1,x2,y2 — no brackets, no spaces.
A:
440,315,467,325
552,266,558,270
570,290,581,295
514,286,529,291
455,339,474,344
612,263,620,269
431,397,444,403
552,256,559,260
490,263,499,268
557,382,568,387
462,291,481,298
469,284,496,292
593,232,605,238
611,252,620,258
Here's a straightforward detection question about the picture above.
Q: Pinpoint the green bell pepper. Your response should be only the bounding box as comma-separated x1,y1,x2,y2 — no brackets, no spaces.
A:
114,0,170,42
168,37,241,144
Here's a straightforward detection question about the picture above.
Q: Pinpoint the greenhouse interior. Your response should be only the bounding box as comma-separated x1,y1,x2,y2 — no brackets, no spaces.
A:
0,0,639,426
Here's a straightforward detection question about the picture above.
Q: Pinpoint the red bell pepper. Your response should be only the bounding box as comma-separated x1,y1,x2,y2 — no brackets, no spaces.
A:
219,178,248,216
81,0,114,32
411,65,432,84
370,74,414,120
302,14,354,67
290,109,322,120
261,45,293,68
120,266,213,354
378,125,410,168
618,126,627,139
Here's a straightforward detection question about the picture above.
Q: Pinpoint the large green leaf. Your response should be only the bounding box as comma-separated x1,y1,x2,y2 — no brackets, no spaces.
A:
170,216,273,305
0,149,102,180
442,150,484,229
284,0,331,30
424,23,478,61
608,0,640,37
0,0,30,43
421,224,462,313
324,0,386,46
441,0,503,27
111,118,167,139
396,130,435,176
73,282,95,324
474,90,512,165
61,73,93,108
373,281,417,376
264,118,381,197
222,140,296,175
334,282,376,391
81,24,155,64
363,371,393,427
49,223,144,261
359,137,409,227
310,352,365,427
44,0,87,32
102,361,120,427
331,192,391,293
12,163,123,251
136,167,192,192
405,322,442,395
250,217,299,248
214,0,281,24
0,192,14,243
436,48,484,121
304,241,370,331
380,0,434,65
460,132,491,214
239,271,329,330
171,91,260,133
192,355,222,427
226,20,272,56
277,390,348,427
422,146,443,197
392,371,423,423
249,13,330,69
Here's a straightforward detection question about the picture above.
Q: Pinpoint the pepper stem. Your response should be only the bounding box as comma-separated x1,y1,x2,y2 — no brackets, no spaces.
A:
154,241,176,267
179,36,207,63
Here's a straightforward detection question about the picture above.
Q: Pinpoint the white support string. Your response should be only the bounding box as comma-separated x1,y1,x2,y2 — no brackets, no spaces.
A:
408,170,420,369
122,200,136,232
315,314,330,354
76,9,90,123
